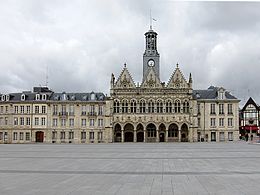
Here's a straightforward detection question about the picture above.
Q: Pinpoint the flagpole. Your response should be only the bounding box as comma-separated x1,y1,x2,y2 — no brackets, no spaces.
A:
150,9,152,30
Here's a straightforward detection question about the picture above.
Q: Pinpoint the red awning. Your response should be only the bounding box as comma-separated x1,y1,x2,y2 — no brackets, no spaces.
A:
242,126,259,131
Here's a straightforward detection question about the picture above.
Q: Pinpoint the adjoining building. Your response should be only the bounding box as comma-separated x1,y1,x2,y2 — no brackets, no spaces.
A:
0,27,240,144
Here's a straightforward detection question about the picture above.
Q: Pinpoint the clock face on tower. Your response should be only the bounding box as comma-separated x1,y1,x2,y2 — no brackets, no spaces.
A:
148,59,155,67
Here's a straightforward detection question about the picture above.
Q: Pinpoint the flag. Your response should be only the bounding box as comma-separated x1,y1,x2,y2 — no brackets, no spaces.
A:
152,18,156,21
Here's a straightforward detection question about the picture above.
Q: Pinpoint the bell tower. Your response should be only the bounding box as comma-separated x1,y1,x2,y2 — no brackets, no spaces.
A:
143,27,160,80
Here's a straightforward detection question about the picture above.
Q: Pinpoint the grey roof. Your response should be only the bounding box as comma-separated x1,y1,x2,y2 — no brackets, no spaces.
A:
193,86,237,100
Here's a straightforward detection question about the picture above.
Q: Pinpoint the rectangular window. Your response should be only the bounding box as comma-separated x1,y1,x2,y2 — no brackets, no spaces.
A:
35,106,39,114
61,105,66,115
198,118,201,127
0,117,3,126
53,105,58,115
90,119,95,126
228,132,233,141
98,132,103,141
0,106,3,114
14,117,18,126
52,131,57,139
19,132,24,140
219,104,224,115
228,118,233,127
197,103,200,114
61,119,66,127
90,105,95,115
26,105,31,114
53,118,58,127
42,106,46,114
219,118,224,127
13,132,17,140
26,117,30,126
228,104,233,114
41,117,46,126
210,104,216,114
69,131,74,139
5,106,8,113
81,131,86,140
98,105,103,115
69,119,74,127
89,132,94,140
35,117,39,126
20,117,24,126
81,119,86,127
0,132,3,140
5,117,8,125
98,119,103,127
82,105,87,115
219,132,225,141
69,105,74,115
210,118,216,127
14,106,19,114
20,106,25,114
26,132,30,141
60,131,65,140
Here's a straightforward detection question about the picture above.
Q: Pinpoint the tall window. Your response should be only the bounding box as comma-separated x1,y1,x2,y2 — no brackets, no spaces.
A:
14,106,18,114
81,119,86,127
69,119,74,127
20,117,24,126
82,105,87,115
26,117,30,126
228,118,233,127
98,105,103,115
210,118,216,127
98,119,103,127
26,132,30,141
19,132,24,140
183,101,189,113
228,104,233,114
13,132,17,140
14,117,18,125
26,105,30,114
69,105,74,115
61,119,66,127
219,118,224,127
174,100,181,113
148,100,154,113
197,103,201,114
52,131,57,139
61,105,66,115
60,131,65,140
42,106,46,114
69,131,74,139
157,100,163,113
90,105,95,115
219,104,224,115
20,106,24,114
122,100,128,113
130,100,137,113
198,118,201,127
81,131,86,140
53,118,58,127
41,117,46,126
114,100,120,113
98,132,103,141
166,100,172,113
35,106,39,114
89,132,94,140
139,100,146,113
210,104,216,114
34,117,39,126
53,105,58,115
90,119,95,126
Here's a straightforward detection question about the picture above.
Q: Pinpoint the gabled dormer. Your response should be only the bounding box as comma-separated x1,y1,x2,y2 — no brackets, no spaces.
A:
217,87,226,100
21,94,26,101
167,64,189,89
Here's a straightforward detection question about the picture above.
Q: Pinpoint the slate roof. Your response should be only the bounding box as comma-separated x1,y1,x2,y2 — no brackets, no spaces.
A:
193,86,237,100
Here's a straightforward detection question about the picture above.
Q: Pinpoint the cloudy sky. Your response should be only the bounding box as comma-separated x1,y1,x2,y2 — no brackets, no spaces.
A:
0,0,260,106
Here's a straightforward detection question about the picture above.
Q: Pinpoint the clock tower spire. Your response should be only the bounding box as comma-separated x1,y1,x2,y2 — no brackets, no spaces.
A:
143,27,160,81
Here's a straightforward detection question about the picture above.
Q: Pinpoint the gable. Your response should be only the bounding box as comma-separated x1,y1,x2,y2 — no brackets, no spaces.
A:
167,66,189,89
141,67,162,88
114,67,136,89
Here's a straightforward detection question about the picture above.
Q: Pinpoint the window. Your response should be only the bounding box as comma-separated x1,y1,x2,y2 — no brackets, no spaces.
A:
26,132,30,141
228,132,233,141
36,94,40,100
82,105,87,115
41,117,46,126
210,104,216,114
0,117,3,126
52,131,57,139
210,118,216,127
53,105,58,115
26,117,30,126
90,105,95,115
60,131,65,140
42,106,46,114
219,104,224,115
90,119,94,126
0,132,3,140
98,132,103,141
13,132,17,140
35,106,39,114
130,100,137,113
21,94,25,101
61,105,66,115
166,100,172,113
98,119,103,127
0,106,3,114
19,132,24,140
14,106,18,114
228,118,233,127
42,94,46,100
89,132,94,140
61,119,66,126
148,100,155,113
139,100,146,113
5,106,8,113
198,118,201,127
81,119,86,126
122,100,128,113
183,101,189,113
5,117,8,125
26,106,30,114
20,106,25,114
156,100,163,113
53,118,58,127
35,117,39,126
6,95,9,101
219,118,224,127
69,105,74,115
219,132,225,141
219,92,224,99
174,100,181,113
20,117,24,126
228,104,233,114
197,103,201,114
69,119,74,127
98,105,103,115
69,131,74,139
113,100,120,113
14,117,18,125
81,131,86,140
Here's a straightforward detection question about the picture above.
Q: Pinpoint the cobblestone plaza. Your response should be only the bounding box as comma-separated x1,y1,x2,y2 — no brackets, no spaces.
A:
0,142,260,194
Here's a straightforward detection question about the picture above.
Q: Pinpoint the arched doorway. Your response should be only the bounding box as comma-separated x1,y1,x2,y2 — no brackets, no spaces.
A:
146,123,156,142
36,131,44,142
136,124,144,142
159,124,166,142
124,123,134,142
181,124,189,142
168,123,179,142
114,123,121,142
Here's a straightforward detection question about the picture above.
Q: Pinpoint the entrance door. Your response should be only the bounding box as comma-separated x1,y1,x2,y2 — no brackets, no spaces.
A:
137,132,144,142
124,132,134,142
211,132,216,142
36,131,44,142
159,133,165,142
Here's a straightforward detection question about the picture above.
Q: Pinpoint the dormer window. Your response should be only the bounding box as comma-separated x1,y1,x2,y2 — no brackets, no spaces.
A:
42,94,46,100
90,93,95,101
1,95,5,101
21,94,26,101
6,95,9,101
36,94,40,100
219,92,224,99
62,93,67,101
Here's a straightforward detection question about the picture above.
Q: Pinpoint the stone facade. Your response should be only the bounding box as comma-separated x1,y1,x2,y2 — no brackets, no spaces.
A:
0,27,240,144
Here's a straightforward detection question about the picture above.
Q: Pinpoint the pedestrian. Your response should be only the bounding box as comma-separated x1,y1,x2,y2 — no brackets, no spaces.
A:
245,134,249,142
250,134,253,141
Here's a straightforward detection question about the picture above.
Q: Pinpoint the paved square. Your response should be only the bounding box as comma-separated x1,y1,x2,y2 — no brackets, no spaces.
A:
0,142,260,195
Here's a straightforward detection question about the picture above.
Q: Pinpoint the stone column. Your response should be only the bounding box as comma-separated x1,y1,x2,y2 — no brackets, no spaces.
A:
165,130,168,142
156,130,159,142
178,130,181,142
134,130,137,142
144,131,146,142
121,130,124,143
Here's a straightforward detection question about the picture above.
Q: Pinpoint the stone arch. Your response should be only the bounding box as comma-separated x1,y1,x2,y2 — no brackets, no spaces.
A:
114,123,122,142
174,99,181,113
139,99,146,113
136,123,144,142
124,123,134,142
181,123,189,142
146,123,156,142
113,99,120,113
156,99,164,113
168,123,179,142
158,123,166,142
